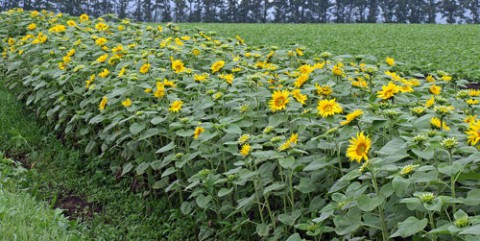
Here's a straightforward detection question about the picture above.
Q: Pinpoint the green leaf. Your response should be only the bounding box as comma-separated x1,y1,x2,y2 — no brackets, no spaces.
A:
303,157,329,171
412,147,435,160
196,194,212,209
121,162,133,176
130,122,146,135
156,141,176,153
279,156,295,169
392,176,410,197
218,188,233,197
333,207,361,235
135,162,149,175
295,178,316,194
176,129,193,137
224,124,242,135
464,189,480,206
390,217,428,238
161,167,176,178
151,116,166,125
269,114,288,128
285,233,303,241
459,224,480,235
263,182,286,195
278,210,302,226
357,194,385,212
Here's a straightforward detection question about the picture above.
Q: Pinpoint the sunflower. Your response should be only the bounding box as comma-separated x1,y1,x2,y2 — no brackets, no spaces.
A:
154,82,165,98
240,144,251,157
98,68,109,78
292,89,307,105
464,115,477,125
95,37,107,46
98,96,108,111
288,133,298,144
27,23,36,30
466,99,479,106
122,98,132,107
332,64,343,76
315,83,333,96
466,121,480,146
79,14,89,22
294,73,309,88
211,60,225,73
96,53,108,63
139,63,150,74
429,84,441,95
340,109,364,126
317,99,343,118
171,59,186,73
426,75,436,83
169,100,183,113
425,96,435,108
385,57,395,66
430,117,450,131
194,127,205,139
346,132,371,163
377,82,400,100
269,90,290,112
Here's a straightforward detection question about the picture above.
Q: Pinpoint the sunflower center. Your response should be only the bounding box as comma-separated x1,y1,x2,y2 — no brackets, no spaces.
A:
275,97,286,106
324,104,333,112
356,143,366,155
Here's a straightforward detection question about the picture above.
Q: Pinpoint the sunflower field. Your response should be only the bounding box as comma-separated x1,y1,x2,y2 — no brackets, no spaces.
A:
1,9,480,241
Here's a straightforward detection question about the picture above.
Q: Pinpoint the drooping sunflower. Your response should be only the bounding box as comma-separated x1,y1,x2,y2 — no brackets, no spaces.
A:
315,83,333,96
193,127,205,139
465,120,480,146
240,144,251,157
98,68,109,78
317,98,343,118
430,117,450,131
294,73,309,88
377,82,400,100
346,132,371,163
291,89,307,105
340,109,364,126
169,100,183,113
269,90,290,112
99,96,108,111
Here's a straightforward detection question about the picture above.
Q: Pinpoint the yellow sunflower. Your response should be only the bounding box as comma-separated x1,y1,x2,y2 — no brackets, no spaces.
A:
430,117,450,131
171,59,186,73
315,83,333,96
294,73,309,88
169,100,183,113
194,127,205,139
211,60,225,73
346,132,371,163
240,144,251,157
269,90,290,112
385,57,395,66
292,89,307,105
317,99,343,118
429,84,441,95
139,63,151,74
466,121,480,146
340,109,364,126
377,82,400,100
121,98,132,107
99,96,108,111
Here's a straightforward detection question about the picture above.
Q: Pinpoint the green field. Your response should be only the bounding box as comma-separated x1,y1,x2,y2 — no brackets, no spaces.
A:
181,23,480,81
3,10,480,240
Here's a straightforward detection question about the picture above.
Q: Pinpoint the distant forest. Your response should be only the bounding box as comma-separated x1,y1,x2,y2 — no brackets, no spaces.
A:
1,0,479,24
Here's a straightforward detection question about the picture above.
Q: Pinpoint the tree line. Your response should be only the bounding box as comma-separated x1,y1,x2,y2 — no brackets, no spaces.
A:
1,0,479,24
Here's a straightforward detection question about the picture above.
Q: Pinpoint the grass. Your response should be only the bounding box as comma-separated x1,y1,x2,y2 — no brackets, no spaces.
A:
180,23,480,81
0,83,196,240
0,154,82,241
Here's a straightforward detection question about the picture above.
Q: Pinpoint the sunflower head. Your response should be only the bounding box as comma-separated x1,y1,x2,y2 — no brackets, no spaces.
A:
269,90,290,112
346,132,371,163
317,98,343,118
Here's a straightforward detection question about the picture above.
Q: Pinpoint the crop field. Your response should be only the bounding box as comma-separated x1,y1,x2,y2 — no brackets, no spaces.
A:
1,8,480,241
181,23,480,82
